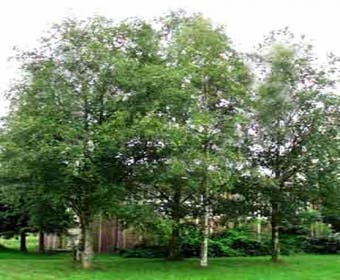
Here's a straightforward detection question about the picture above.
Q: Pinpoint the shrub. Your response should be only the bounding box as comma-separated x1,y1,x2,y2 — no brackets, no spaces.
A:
119,226,340,258
231,238,270,256
119,245,167,258
279,234,307,255
182,228,270,258
304,233,340,254
180,223,201,257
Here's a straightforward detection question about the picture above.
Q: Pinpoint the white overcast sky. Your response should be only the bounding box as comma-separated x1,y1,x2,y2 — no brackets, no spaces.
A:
1,0,340,116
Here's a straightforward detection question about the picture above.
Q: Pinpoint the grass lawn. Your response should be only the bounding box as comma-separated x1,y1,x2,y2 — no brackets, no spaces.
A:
0,235,38,251
0,249,339,280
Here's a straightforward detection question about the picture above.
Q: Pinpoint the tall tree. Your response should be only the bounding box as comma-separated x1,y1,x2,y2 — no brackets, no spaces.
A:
0,187,30,252
151,12,250,266
171,15,250,267
2,16,161,268
246,29,340,262
102,12,251,265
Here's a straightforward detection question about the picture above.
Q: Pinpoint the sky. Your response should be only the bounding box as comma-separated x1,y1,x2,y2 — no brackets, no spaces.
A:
1,0,340,116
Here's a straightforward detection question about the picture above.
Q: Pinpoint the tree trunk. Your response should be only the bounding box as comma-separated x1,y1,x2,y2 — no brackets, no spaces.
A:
75,214,95,268
82,224,94,269
58,233,63,249
271,203,280,262
168,187,183,260
114,217,120,252
20,232,27,252
38,231,45,253
200,203,209,267
257,215,262,242
75,222,85,262
168,225,182,260
199,74,210,268
97,215,102,254
200,153,209,267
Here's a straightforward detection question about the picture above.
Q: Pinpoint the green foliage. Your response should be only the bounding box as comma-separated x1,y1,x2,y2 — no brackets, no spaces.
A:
208,228,270,257
0,197,29,238
279,234,307,255
121,227,272,258
241,28,340,261
119,246,168,258
304,233,340,254
0,11,339,268
0,234,38,251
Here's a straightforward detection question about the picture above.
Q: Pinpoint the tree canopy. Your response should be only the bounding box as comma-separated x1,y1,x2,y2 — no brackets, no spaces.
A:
0,13,339,268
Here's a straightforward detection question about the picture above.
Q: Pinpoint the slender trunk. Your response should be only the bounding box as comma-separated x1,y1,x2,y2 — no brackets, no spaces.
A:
98,215,102,254
20,232,27,252
82,224,94,269
257,220,262,242
168,187,183,260
257,215,262,242
272,129,282,263
168,224,182,260
199,128,209,267
271,202,280,262
75,222,85,262
200,70,210,267
59,234,63,249
114,218,119,252
200,202,209,267
38,231,45,253
200,177,209,268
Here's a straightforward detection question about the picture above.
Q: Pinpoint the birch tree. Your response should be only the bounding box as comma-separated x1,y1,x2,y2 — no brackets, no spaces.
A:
247,29,340,262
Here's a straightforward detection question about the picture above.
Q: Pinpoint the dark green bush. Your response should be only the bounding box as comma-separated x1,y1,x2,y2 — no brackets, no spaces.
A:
119,226,340,258
120,228,272,258
304,234,340,254
231,238,270,256
279,234,307,255
181,242,200,257
180,223,201,257
119,246,167,258
211,228,270,257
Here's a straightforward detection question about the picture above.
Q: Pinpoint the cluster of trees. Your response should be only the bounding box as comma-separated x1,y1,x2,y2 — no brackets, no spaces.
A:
0,12,339,268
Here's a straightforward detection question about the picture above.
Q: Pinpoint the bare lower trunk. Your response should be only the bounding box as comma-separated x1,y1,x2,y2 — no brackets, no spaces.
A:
200,204,209,267
38,231,45,253
200,61,210,268
200,158,209,267
114,218,120,252
257,219,262,242
58,233,63,249
20,232,27,252
168,225,182,260
97,215,102,253
271,203,280,262
168,188,183,261
75,224,85,262
81,224,94,269
271,222,280,262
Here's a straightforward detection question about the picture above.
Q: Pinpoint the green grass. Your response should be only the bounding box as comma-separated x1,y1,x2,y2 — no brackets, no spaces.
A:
0,249,339,280
0,235,38,251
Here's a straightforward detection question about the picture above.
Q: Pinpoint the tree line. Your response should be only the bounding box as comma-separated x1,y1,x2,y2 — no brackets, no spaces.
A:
0,11,339,268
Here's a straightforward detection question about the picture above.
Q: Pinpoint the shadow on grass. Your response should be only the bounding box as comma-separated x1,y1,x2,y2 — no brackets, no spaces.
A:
0,245,72,260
